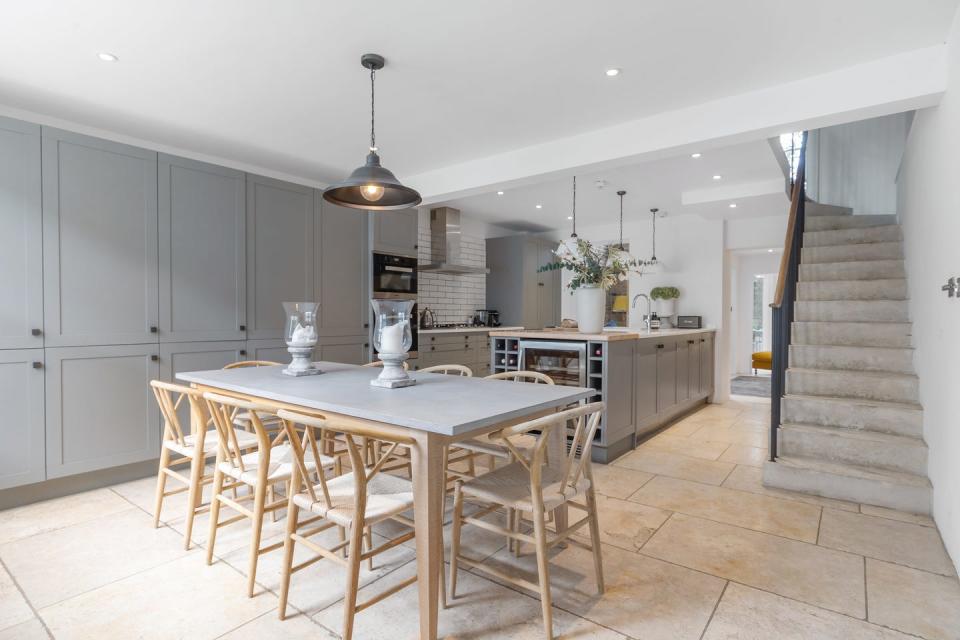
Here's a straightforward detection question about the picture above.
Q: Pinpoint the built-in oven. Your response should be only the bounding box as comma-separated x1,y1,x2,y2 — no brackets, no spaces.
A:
371,293,418,358
517,340,587,387
373,252,418,297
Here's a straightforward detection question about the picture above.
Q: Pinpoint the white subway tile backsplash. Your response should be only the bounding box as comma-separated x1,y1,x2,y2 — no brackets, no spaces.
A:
417,218,487,324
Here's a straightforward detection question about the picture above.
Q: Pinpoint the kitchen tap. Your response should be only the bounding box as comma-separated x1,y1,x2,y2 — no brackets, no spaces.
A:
632,293,652,330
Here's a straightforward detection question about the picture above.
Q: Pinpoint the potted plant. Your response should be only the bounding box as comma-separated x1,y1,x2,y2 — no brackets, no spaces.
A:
650,286,680,320
540,239,643,333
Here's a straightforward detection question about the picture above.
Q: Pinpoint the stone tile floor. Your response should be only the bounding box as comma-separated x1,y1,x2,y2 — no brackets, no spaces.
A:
1,395,958,639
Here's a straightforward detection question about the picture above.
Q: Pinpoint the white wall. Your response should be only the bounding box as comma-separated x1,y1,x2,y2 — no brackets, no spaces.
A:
728,252,782,376
897,7,960,574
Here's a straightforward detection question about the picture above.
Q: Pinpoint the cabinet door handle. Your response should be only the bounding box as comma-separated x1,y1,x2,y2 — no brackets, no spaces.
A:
31,328,42,336
363,323,369,329
431,346,435,351
239,325,246,331
700,339,706,343
150,326,158,333
32,361,42,369
364,343,370,348
239,350,247,356
657,344,665,349
688,340,695,344
150,354,159,362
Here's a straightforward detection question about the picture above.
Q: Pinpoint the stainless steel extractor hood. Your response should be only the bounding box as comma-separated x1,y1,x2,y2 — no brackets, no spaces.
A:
418,207,490,274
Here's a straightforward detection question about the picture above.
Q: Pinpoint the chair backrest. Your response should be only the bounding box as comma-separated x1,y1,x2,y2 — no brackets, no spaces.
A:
277,408,415,520
203,392,285,478
223,360,280,370
419,364,473,376
492,402,604,506
363,360,410,371
484,370,555,385
150,380,208,448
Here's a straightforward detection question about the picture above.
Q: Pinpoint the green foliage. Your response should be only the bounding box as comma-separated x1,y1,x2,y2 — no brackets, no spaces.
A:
650,286,680,300
538,238,645,292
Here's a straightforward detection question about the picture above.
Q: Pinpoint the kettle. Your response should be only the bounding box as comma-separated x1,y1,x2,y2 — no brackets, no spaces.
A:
420,307,435,329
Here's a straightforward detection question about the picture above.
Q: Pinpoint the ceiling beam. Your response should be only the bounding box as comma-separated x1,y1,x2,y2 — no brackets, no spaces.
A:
408,45,947,204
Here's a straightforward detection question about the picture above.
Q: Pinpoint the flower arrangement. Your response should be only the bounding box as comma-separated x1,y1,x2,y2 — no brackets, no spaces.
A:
539,238,644,291
650,286,680,300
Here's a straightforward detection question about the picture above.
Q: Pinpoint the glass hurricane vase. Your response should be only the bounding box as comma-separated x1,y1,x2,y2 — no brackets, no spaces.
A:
281,301,322,377
369,298,415,388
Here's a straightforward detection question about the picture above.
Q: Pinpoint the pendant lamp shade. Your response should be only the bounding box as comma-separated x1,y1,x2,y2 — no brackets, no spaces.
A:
322,54,422,211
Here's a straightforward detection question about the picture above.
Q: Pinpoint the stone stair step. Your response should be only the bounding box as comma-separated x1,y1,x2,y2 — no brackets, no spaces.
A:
794,300,909,323
786,367,919,404
782,394,922,438
778,423,928,476
791,321,912,348
763,455,931,514
805,202,853,217
805,214,898,231
789,344,915,374
800,260,905,281
803,225,901,247
797,279,907,301
801,241,902,264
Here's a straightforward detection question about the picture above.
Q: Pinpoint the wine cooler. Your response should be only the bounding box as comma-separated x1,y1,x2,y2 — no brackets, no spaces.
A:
516,340,587,387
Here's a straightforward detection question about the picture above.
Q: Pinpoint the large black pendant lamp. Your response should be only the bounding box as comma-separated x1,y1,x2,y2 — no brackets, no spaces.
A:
322,54,422,210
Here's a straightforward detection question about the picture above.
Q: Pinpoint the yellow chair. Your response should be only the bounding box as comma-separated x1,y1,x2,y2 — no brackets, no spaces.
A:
752,350,772,374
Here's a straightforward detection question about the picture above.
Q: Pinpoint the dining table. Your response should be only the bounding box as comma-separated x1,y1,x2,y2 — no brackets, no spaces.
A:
178,361,596,640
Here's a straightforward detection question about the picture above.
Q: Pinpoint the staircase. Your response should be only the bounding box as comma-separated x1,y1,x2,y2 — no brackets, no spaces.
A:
763,204,932,514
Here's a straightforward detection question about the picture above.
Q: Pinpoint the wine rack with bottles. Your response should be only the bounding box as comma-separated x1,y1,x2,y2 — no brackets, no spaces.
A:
491,337,520,373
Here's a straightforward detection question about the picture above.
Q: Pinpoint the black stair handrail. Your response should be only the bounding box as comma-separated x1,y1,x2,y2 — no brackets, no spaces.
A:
770,131,808,461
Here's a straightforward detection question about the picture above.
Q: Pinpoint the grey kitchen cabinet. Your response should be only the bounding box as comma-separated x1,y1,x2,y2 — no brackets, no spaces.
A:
699,334,714,397
633,340,658,433
486,236,561,329
159,155,246,342
41,128,159,347
317,199,370,337
245,339,289,364
246,175,315,340
316,336,369,365
656,339,678,412
0,350,46,490
372,209,418,257
676,338,690,402
0,118,43,350
45,344,161,478
160,341,246,430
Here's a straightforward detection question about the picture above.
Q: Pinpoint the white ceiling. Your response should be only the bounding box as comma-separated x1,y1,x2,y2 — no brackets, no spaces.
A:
0,1,956,185
437,139,789,231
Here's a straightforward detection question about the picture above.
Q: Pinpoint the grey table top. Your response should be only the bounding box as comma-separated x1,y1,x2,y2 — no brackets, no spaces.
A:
178,362,597,437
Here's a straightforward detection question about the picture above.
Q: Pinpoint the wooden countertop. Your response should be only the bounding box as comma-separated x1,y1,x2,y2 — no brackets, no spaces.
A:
419,325,523,335
488,327,716,342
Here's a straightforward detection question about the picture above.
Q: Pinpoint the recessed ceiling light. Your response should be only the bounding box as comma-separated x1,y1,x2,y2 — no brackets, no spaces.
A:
496,191,504,196
768,249,774,253
605,68,620,77
535,204,543,209
97,52,119,62
567,216,573,220
713,175,722,180
691,153,702,158
729,203,738,208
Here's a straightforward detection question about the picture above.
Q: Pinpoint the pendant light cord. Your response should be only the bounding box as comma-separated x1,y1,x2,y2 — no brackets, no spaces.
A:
369,68,377,152
571,176,578,238
651,208,658,261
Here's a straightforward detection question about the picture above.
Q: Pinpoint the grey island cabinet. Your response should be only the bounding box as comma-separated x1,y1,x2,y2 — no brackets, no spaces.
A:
489,327,716,463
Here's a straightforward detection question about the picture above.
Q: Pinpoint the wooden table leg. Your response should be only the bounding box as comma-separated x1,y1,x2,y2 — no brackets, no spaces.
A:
410,431,444,640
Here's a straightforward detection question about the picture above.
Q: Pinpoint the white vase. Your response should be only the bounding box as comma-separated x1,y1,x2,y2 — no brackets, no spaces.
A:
657,298,676,318
576,285,605,334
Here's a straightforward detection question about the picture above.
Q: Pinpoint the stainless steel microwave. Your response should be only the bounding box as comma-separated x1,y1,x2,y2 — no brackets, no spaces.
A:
373,252,418,296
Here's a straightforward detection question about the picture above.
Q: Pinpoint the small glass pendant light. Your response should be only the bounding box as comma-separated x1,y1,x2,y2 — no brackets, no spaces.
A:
616,190,626,250
323,54,422,211
644,207,665,273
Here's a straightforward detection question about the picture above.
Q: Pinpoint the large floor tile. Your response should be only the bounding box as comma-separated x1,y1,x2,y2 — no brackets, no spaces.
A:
614,449,735,486
39,554,276,640
718,443,767,467
689,424,768,447
866,558,960,640
572,494,670,552
630,476,821,542
859,504,935,528
0,563,33,632
660,417,709,437
168,502,287,556
479,542,725,639
818,509,955,576
703,582,912,640
589,463,653,499
0,489,131,545
642,434,731,460
642,513,865,617
0,508,191,609
219,608,334,639
721,464,860,512
0,618,48,640
222,525,415,616
109,470,214,524
314,559,628,639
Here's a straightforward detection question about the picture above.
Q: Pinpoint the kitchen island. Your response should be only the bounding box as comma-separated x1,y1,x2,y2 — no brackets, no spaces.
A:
489,327,716,462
